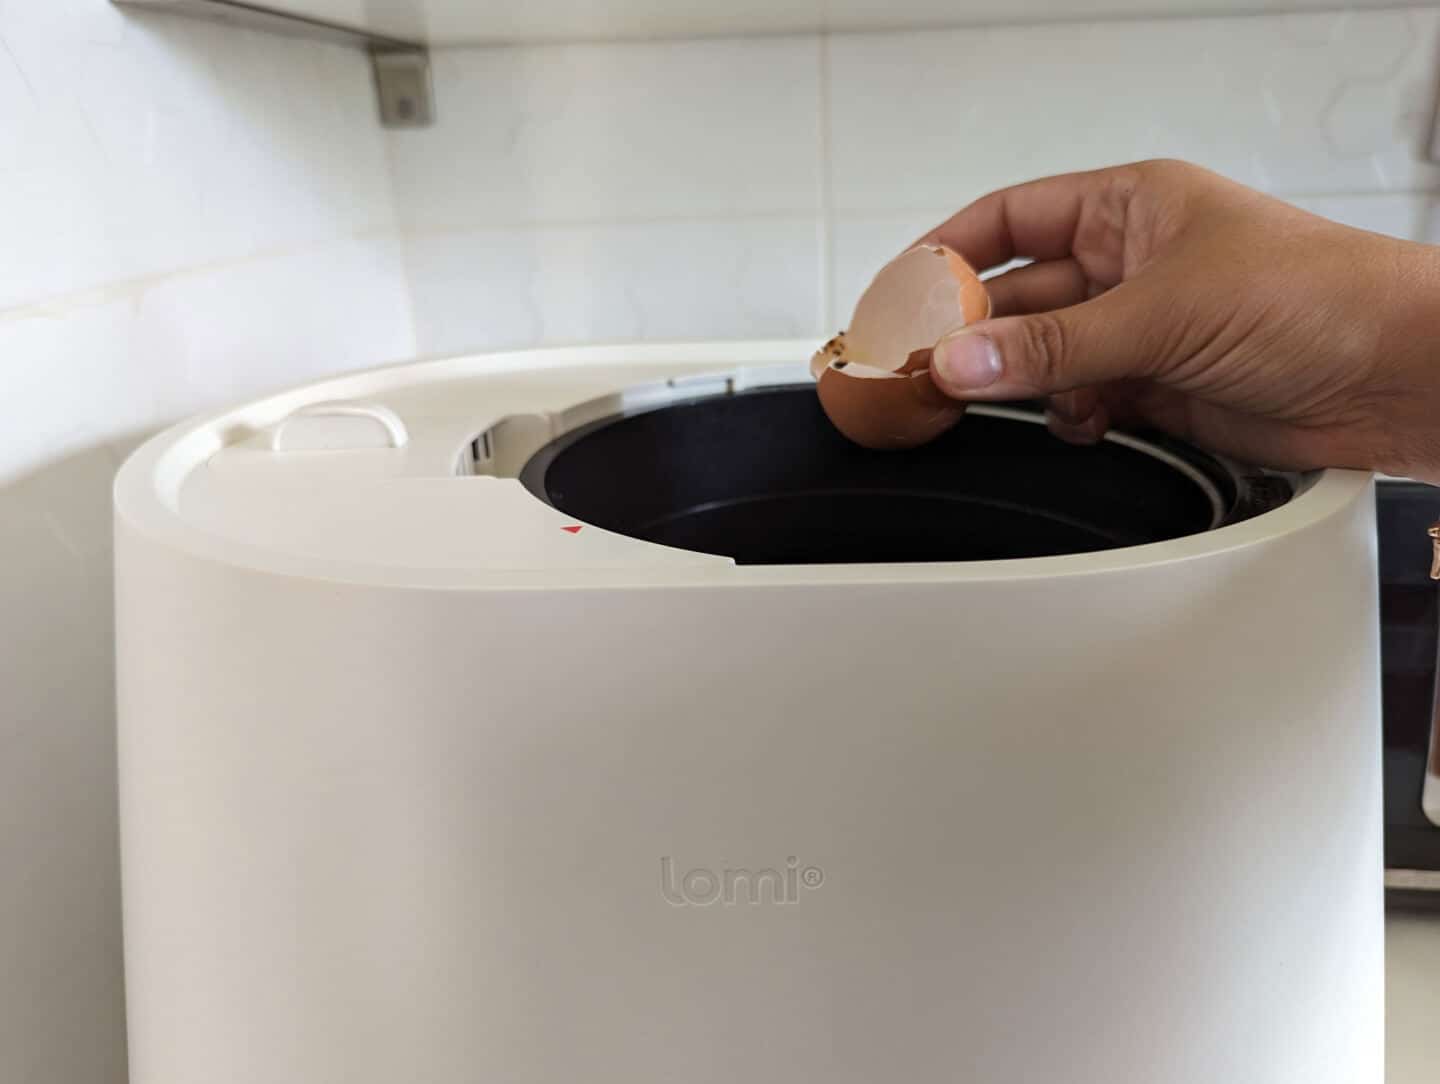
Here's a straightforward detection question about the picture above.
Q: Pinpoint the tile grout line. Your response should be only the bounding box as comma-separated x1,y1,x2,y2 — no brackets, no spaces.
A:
394,209,827,233
829,189,1440,221
4,185,1427,324
817,31,835,333
0,228,398,324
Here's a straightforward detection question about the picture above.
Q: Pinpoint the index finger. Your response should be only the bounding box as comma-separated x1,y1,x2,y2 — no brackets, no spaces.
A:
917,165,1138,274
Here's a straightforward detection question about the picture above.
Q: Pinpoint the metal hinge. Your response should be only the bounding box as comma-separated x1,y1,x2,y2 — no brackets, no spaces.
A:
371,48,435,128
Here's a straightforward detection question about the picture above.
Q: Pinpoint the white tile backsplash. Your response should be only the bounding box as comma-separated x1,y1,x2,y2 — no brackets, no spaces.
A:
389,34,828,352
0,9,398,309
404,219,821,355
390,6,1440,358
828,192,1440,325
0,237,413,483
389,36,823,228
0,5,414,1084
826,8,1440,216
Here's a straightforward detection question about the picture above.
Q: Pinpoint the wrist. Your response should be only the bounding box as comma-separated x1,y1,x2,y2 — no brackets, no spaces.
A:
1367,240,1440,481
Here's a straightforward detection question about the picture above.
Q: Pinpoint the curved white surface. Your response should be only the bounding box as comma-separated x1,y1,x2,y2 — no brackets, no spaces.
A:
116,340,1385,1084
115,339,1372,589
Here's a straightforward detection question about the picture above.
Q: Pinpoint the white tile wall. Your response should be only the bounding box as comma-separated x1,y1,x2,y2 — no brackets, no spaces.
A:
392,7,1440,354
388,35,827,352
823,7,1440,316
828,190,1440,324
391,38,822,227
827,9,1440,214
11,5,1440,1083
403,219,820,356
0,9,400,311
0,5,414,1084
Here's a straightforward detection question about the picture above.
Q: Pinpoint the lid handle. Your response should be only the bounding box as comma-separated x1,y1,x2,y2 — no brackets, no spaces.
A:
270,401,409,452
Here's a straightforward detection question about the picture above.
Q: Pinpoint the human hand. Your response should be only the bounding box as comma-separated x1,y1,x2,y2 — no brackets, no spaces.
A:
920,159,1440,480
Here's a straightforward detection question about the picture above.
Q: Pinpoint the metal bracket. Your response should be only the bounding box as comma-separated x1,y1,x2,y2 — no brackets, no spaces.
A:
372,49,435,129
110,1,432,127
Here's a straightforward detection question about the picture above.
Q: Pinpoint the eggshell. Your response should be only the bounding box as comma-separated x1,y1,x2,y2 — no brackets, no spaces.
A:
811,245,990,450
816,349,966,450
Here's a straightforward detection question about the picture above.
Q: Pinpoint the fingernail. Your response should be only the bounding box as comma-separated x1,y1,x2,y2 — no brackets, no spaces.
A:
1047,413,1105,446
1049,391,1092,426
934,332,1002,390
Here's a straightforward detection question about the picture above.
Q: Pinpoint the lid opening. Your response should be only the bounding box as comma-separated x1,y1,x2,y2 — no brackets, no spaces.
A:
519,386,1289,565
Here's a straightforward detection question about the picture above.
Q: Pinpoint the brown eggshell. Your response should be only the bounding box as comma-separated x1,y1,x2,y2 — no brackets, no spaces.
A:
844,245,990,373
811,244,989,450
815,349,967,450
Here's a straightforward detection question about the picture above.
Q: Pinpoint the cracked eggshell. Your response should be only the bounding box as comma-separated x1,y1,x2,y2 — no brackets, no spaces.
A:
816,348,967,451
812,245,990,450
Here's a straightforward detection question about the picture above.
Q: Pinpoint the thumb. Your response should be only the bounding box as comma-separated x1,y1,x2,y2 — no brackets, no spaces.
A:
929,291,1156,401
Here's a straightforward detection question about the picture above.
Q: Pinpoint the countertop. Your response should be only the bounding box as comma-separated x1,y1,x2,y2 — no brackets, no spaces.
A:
1387,911,1440,1080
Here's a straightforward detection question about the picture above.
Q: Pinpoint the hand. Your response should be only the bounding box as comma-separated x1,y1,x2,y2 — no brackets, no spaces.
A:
919,159,1440,481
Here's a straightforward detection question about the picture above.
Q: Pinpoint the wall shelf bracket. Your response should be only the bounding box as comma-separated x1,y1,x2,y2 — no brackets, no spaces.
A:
111,1,432,127
371,48,435,128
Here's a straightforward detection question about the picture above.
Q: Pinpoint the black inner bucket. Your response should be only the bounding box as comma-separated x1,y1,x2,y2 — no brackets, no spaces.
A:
519,387,1280,565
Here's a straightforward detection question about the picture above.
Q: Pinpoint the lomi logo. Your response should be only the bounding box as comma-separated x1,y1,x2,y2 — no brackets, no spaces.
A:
660,856,825,906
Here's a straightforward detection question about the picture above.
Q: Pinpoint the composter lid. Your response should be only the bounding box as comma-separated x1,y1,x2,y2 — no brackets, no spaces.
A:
113,341,1358,589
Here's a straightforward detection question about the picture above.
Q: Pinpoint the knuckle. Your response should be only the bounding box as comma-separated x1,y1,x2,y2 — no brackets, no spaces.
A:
1019,313,1071,389
1135,157,1197,180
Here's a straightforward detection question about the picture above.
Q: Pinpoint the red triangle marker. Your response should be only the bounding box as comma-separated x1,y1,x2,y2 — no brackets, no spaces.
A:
561,525,583,534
